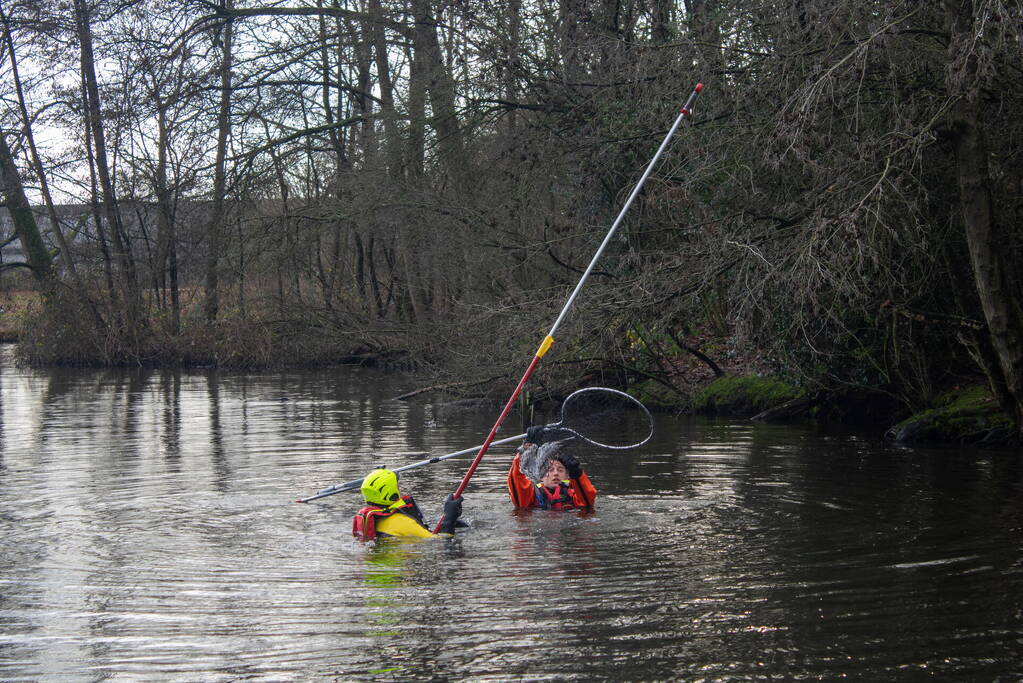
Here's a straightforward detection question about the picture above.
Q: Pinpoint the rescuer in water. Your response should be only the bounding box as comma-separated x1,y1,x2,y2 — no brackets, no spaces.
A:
507,428,596,509
353,468,464,540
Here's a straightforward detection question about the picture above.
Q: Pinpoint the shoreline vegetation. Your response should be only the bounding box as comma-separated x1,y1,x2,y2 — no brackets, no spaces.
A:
2,288,1013,448
1,4,1020,451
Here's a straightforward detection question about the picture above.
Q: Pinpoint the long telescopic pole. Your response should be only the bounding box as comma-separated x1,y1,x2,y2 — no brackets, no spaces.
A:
296,433,527,503
433,84,704,532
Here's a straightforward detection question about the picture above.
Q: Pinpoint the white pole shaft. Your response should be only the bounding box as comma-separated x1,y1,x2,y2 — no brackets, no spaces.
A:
546,84,703,339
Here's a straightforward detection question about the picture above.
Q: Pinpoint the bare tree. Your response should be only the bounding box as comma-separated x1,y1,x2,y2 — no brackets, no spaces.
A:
74,0,138,310
1,0,1020,440
203,0,234,323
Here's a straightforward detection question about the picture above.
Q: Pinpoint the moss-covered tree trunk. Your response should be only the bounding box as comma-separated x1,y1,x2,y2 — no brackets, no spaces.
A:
1,9,78,281
946,0,1023,434
0,131,53,284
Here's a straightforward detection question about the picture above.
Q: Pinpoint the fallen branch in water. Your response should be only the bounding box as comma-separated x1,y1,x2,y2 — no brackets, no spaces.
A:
751,392,823,421
393,374,508,400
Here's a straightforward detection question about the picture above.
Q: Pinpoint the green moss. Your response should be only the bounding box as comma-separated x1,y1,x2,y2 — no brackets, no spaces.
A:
694,375,802,417
889,384,1015,444
938,384,997,411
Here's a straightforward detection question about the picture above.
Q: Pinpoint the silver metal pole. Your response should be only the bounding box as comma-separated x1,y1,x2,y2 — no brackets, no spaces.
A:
296,433,526,502
547,83,703,338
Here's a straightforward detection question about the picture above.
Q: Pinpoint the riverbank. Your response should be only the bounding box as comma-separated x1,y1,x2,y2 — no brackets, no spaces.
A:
0,290,35,342
652,374,1017,447
5,288,1017,446
6,288,416,370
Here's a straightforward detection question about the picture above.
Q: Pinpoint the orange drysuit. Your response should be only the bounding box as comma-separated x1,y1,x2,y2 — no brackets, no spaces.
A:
507,453,597,509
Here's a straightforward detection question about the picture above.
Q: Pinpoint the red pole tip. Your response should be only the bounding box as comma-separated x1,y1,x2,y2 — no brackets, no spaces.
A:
695,83,704,93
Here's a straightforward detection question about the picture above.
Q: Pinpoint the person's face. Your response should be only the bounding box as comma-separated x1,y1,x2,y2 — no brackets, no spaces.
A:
541,459,568,488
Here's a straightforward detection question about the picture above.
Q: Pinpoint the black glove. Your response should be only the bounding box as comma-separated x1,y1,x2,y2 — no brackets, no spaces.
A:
526,425,546,445
439,494,463,534
558,453,583,479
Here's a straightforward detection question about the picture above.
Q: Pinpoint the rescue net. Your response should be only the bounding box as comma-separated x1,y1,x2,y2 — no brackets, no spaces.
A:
296,386,653,502
531,387,653,450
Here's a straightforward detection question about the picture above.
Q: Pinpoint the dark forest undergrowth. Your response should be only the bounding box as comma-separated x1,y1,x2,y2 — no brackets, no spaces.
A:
4,286,1015,449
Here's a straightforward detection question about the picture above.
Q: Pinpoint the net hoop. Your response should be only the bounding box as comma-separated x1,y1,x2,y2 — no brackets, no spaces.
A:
548,386,654,450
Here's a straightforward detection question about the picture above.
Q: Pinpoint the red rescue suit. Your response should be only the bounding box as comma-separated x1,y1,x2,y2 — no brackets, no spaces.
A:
507,453,597,509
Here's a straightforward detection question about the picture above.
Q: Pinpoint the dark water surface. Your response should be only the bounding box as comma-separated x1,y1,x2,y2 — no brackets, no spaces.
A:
1,347,1021,682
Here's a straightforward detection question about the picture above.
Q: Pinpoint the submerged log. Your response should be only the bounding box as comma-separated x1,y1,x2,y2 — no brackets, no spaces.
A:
751,392,823,422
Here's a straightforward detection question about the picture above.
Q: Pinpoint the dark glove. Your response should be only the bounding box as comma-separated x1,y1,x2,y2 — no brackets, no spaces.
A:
526,425,546,445
439,494,463,534
558,453,583,479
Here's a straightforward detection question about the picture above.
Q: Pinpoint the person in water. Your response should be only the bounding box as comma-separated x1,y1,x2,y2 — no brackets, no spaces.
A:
507,429,597,509
353,468,464,540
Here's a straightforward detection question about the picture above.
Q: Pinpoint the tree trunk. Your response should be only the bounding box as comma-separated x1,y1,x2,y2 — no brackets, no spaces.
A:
1,8,78,280
153,102,180,335
368,0,402,178
684,0,727,104
650,0,672,44
411,0,463,176
406,28,426,179
75,0,138,306
82,109,115,296
316,1,345,165
204,0,234,324
502,0,521,136
946,0,1023,432
349,15,376,168
0,131,53,283
559,0,587,88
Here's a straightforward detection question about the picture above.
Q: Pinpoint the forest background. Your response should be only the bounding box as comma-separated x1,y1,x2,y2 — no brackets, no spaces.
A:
0,0,1021,442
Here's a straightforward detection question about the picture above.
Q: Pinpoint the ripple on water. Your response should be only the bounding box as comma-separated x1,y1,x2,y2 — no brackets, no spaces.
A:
2,362,1023,681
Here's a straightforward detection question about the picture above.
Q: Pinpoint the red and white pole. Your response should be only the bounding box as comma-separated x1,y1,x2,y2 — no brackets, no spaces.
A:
434,83,704,532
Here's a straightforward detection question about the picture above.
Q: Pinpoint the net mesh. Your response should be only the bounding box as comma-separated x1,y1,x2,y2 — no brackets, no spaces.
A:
542,387,652,449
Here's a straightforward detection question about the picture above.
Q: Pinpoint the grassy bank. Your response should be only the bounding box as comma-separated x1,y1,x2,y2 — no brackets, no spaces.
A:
10,289,412,369
693,375,803,416
0,290,40,342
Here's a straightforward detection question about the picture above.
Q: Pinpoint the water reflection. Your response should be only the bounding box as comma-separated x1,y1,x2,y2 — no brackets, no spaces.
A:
0,348,1022,681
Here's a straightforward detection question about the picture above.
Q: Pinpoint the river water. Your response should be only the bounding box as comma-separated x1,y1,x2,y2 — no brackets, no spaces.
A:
1,347,1021,682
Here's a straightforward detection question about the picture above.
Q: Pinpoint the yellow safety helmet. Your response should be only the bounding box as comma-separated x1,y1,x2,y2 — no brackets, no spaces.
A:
361,469,402,508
